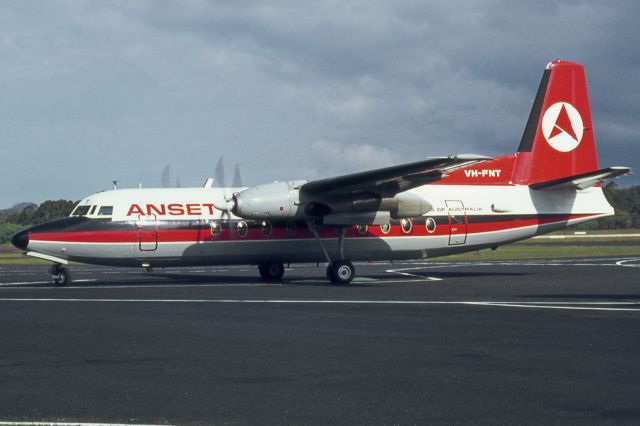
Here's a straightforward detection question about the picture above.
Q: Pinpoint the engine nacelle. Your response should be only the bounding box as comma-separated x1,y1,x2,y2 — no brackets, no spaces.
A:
233,181,305,219
380,192,432,219
233,182,432,222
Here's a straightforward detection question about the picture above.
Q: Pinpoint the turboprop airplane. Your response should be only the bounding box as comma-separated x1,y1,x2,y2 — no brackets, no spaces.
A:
11,60,630,286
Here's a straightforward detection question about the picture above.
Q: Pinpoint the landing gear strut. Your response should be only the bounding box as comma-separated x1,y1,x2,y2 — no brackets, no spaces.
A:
258,262,285,282
50,264,71,287
307,221,355,285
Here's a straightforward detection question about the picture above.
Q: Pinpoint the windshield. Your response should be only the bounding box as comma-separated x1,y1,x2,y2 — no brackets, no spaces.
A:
70,205,91,216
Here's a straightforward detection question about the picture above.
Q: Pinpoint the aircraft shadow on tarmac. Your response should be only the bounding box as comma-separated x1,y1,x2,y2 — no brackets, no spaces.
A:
3,269,530,288
151,273,381,287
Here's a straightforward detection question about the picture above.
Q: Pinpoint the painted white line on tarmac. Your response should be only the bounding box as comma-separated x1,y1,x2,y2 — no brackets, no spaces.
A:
0,283,280,290
0,422,163,426
478,302,640,312
0,279,96,287
616,259,640,267
0,298,638,312
386,268,443,282
395,257,640,269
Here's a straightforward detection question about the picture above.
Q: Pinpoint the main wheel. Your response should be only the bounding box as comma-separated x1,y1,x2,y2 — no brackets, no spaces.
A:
258,262,285,282
51,266,71,287
327,261,355,285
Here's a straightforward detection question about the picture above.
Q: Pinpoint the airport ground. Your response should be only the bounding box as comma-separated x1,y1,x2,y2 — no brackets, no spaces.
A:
0,235,639,425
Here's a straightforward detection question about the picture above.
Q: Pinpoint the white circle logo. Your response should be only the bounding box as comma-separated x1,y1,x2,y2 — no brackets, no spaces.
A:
541,102,583,152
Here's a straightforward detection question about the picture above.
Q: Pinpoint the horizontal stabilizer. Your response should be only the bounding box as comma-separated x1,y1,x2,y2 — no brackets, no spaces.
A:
530,166,630,191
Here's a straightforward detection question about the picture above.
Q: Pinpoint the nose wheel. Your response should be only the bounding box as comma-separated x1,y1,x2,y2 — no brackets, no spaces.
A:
326,261,355,285
50,264,71,287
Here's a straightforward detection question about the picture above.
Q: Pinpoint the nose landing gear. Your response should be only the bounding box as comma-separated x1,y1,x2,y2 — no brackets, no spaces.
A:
50,264,71,287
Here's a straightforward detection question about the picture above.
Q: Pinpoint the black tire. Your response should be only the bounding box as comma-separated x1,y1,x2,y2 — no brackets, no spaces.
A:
327,261,355,285
52,266,71,287
258,262,285,282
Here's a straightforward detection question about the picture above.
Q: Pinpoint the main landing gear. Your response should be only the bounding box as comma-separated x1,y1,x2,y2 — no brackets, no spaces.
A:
258,262,285,282
307,222,356,285
326,260,355,285
50,263,71,287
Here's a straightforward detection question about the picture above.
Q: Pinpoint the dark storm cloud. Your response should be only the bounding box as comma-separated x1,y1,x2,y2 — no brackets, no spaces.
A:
1,1,638,206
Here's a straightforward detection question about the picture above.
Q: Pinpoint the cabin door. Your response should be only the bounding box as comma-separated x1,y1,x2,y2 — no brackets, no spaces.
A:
446,200,467,245
137,214,158,251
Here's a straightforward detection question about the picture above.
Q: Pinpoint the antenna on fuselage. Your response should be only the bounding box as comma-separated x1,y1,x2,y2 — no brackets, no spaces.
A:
112,180,119,190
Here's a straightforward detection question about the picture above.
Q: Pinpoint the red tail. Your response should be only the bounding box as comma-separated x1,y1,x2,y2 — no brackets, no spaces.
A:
438,60,600,186
512,60,598,185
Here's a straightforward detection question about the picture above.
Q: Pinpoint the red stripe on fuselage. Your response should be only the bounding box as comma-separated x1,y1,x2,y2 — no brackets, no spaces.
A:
28,214,598,244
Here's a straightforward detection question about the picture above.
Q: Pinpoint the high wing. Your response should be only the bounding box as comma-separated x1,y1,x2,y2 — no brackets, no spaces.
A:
229,154,491,222
301,154,491,198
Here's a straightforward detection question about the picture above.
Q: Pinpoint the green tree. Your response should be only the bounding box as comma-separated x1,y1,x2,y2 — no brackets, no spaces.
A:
16,205,37,225
0,222,25,244
28,200,76,225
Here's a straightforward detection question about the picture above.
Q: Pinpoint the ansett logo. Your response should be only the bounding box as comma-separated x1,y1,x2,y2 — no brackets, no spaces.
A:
541,102,583,152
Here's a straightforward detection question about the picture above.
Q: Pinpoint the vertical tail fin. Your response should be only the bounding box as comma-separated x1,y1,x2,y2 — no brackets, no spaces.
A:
512,60,598,185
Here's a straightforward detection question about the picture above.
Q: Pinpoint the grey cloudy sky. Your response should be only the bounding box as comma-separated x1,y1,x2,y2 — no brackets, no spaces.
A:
1,0,639,207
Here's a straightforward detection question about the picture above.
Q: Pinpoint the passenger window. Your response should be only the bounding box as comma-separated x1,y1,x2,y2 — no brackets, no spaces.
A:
401,218,413,234
98,206,113,216
380,222,391,234
237,221,248,238
261,220,273,237
356,224,368,235
210,221,221,238
426,217,436,233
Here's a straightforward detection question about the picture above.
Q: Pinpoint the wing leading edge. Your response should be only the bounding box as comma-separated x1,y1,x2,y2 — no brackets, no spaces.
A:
301,154,491,198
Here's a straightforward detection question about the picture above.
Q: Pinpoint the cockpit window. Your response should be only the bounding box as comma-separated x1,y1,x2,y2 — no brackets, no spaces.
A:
98,206,113,216
71,205,91,216
89,205,97,215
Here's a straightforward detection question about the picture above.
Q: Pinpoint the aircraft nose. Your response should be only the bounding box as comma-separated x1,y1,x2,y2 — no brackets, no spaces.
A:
11,229,29,251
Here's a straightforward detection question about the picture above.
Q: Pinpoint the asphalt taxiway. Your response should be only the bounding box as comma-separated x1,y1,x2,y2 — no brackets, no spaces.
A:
0,257,639,425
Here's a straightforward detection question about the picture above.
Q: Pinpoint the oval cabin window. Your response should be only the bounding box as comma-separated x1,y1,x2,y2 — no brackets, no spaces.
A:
210,221,221,238
237,221,249,238
261,220,272,237
356,224,368,235
401,218,413,234
426,217,436,233
380,222,391,234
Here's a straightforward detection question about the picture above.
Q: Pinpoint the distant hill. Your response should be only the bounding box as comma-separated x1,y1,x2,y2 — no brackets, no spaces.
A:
0,202,36,215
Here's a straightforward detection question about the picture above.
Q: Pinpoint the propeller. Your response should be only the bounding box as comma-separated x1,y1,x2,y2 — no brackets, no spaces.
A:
211,156,245,238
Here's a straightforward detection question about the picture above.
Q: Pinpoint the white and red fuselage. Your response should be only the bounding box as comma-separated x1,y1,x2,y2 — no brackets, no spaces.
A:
21,183,612,268
11,60,628,282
